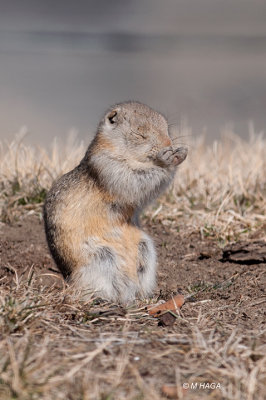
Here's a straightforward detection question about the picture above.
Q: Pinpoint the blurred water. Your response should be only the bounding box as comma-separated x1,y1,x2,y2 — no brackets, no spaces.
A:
0,5,266,146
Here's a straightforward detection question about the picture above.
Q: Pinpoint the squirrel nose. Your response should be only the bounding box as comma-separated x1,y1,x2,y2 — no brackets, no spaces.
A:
162,136,172,147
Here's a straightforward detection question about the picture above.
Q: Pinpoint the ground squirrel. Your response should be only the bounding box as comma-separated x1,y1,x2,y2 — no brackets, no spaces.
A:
44,101,187,303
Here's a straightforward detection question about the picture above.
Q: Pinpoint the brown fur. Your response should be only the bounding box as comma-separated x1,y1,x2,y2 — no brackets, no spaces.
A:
44,101,188,302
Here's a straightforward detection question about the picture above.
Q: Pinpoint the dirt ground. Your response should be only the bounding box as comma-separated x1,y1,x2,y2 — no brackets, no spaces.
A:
0,214,265,399
1,215,265,331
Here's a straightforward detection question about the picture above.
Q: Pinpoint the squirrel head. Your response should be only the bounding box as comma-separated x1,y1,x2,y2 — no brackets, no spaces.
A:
97,101,172,163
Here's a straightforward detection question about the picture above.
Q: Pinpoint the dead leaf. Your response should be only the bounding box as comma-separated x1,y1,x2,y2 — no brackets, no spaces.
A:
158,312,176,327
148,294,185,317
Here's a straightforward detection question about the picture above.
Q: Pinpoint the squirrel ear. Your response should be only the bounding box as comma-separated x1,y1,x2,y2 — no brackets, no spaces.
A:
107,110,118,125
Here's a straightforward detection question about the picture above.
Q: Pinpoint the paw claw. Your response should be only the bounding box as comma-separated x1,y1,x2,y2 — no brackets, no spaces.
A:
156,146,188,167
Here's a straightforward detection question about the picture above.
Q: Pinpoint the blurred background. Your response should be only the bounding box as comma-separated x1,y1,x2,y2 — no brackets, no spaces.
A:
0,0,266,146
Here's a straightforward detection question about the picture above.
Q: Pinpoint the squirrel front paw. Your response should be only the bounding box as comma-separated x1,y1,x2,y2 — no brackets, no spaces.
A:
156,146,188,167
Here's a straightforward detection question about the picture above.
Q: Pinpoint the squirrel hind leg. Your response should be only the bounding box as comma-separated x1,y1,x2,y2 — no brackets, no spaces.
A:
72,245,138,304
137,233,157,298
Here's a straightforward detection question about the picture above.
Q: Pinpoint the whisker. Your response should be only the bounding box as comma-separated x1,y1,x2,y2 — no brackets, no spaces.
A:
168,123,178,128
171,134,193,141
172,143,191,148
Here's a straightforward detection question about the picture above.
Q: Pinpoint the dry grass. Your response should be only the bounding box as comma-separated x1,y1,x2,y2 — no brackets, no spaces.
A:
1,126,265,240
0,271,265,400
170,125,266,243
0,129,85,222
0,127,266,399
